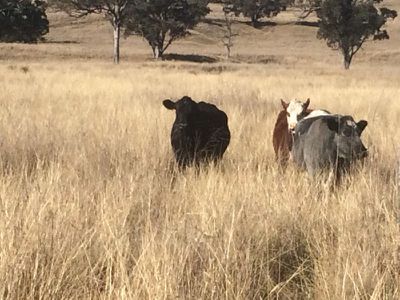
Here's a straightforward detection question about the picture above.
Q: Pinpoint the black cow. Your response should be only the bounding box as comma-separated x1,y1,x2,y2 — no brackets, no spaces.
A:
292,114,368,182
163,96,231,168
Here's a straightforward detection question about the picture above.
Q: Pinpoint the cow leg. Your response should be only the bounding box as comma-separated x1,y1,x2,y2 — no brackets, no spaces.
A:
304,151,320,178
306,164,318,178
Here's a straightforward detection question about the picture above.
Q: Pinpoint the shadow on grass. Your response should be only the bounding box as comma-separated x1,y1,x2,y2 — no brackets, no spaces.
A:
294,21,319,27
162,53,218,64
242,20,278,28
43,40,79,44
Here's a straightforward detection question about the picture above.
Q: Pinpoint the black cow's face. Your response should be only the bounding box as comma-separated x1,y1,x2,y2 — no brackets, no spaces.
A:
327,116,368,160
163,96,198,127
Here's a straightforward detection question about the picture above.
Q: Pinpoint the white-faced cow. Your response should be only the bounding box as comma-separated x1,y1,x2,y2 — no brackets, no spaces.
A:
283,98,311,133
272,98,330,166
163,96,230,168
292,114,368,183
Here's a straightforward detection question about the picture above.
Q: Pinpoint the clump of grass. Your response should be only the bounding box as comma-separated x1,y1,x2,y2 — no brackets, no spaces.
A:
21,66,29,73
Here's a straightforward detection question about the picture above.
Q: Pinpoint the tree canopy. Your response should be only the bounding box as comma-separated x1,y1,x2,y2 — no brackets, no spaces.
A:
0,0,49,43
124,0,210,59
227,0,285,27
317,0,397,69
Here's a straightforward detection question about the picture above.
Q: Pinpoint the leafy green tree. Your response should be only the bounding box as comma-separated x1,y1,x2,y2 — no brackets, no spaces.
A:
50,0,134,64
0,0,49,43
317,0,397,69
228,0,285,27
124,0,210,59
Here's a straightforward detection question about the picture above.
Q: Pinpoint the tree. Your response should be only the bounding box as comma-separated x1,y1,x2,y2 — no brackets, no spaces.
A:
221,4,238,59
228,0,285,27
287,0,321,18
0,0,49,43
51,0,133,64
317,0,397,69
124,0,210,59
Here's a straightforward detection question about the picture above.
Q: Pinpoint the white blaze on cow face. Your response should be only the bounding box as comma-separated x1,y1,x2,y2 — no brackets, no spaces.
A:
346,119,356,127
282,99,310,132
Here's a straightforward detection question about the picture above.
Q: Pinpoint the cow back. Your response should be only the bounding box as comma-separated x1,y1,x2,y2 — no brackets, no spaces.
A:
293,115,344,177
196,102,228,127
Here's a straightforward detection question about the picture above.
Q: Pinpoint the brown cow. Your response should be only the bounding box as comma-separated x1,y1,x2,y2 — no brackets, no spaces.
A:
272,109,294,166
272,99,329,166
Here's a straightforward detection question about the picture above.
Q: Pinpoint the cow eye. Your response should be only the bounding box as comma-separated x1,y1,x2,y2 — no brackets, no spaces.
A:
286,112,290,117
343,128,352,137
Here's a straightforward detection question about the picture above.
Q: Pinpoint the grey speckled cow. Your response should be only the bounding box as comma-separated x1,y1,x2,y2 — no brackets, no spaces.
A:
292,114,368,183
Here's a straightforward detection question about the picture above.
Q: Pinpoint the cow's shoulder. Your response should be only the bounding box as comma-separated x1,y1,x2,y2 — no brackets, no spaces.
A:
296,117,319,136
197,101,220,113
297,115,339,136
197,101,228,122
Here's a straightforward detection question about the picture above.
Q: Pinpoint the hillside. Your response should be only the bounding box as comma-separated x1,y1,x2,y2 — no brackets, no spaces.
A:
0,2,399,68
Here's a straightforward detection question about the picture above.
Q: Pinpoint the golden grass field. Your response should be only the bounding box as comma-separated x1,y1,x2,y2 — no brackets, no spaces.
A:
0,2,400,299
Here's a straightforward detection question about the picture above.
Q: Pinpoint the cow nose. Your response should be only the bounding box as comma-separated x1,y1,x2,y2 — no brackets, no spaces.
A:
361,148,368,158
356,147,368,159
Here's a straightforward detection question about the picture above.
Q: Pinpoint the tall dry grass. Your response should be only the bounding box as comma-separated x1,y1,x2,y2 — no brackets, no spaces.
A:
0,61,399,299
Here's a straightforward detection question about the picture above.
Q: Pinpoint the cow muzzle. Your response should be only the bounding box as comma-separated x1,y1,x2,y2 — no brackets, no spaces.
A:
357,149,368,159
289,122,297,130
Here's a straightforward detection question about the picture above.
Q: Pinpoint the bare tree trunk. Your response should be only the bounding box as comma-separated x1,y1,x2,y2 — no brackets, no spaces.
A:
112,4,121,65
113,21,120,64
153,39,164,60
344,58,350,69
226,45,231,59
251,15,258,27
156,33,166,60
222,10,236,60
343,51,352,70
153,47,160,59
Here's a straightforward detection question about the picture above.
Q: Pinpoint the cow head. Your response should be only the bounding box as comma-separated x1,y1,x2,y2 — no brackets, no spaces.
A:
281,98,310,133
163,96,198,127
327,116,368,160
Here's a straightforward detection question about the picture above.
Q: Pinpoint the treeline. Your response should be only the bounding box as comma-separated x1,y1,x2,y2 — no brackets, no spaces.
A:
0,0,48,43
0,0,397,69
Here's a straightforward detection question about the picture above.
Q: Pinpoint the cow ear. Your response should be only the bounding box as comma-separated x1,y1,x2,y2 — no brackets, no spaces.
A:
163,99,176,110
356,120,368,134
326,118,339,132
303,98,310,110
281,99,288,109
